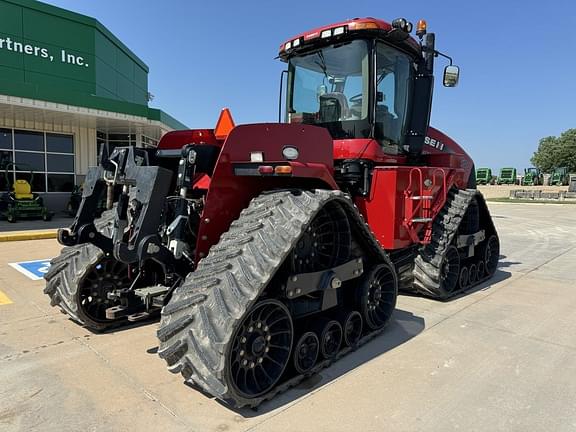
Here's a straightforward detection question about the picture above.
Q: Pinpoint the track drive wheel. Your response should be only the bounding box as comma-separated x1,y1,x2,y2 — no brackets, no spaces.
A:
226,300,294,398
359,263,397,330
43,209,127,331
291,201,351,273
227,300,293,399
440,246,461,296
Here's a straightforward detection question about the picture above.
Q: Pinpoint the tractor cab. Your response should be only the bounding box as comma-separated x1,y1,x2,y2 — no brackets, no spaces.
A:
279,18,459,161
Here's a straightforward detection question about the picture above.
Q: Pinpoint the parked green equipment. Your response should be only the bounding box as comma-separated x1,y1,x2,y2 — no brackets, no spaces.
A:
497,167,518,185
549,167,570,186
476,167,494,185
0,163,53,223
522,167,543,186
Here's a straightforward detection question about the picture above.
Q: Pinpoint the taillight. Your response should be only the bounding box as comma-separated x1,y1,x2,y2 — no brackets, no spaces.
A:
258,166,274,175
274,166,293,175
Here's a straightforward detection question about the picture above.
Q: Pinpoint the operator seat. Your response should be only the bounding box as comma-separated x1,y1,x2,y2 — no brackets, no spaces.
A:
375,105,399,140
319,93,350,122
13,179,34,200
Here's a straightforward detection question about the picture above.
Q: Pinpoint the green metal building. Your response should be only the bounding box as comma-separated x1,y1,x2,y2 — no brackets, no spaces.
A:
0,0,186,209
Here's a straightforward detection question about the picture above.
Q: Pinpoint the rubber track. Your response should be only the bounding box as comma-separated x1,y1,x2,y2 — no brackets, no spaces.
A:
157,189,395,407
412,188,498,299
43,210,116,330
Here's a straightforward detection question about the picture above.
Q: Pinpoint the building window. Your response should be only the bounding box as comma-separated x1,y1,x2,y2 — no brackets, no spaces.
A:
0,128,12,150
47,133,74,153
142,135,159,148
97,131,138,156
15,130,44,152
1,128,75,193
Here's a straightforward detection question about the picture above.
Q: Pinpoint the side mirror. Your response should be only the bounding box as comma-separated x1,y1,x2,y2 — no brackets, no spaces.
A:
443,65,460,87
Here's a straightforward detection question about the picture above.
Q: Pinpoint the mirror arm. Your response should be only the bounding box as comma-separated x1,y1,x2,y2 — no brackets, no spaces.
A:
433,49,453,66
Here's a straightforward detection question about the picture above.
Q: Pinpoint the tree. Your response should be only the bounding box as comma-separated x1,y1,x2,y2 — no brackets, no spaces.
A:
531,129,576,172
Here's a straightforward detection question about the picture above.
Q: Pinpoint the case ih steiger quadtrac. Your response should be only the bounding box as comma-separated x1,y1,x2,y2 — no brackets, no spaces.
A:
44,17,499,407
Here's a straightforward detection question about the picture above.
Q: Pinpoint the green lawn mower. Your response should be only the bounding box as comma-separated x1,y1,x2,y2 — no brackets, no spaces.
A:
0,163,53,223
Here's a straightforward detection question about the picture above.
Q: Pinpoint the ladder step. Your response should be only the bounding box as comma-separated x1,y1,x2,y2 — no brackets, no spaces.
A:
411,217,432,223
410,196,433,200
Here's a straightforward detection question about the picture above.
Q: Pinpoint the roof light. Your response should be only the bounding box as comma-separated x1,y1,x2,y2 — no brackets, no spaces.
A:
292,38,300,47
392,18,412,33
352,21,379,30
333,26,346,36
321,29,332,38
284,41,292,50
416,19,427,37
304,31,320,40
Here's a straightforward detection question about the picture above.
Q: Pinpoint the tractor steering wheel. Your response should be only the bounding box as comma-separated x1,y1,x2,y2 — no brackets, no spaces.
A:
349,93,362,104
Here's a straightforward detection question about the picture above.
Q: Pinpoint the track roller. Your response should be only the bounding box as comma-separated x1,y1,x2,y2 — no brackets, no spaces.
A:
342,311,363,348
477,260,485,279
469,263,478,285
293,332,320,374
459,266,469,290
319,320,342,359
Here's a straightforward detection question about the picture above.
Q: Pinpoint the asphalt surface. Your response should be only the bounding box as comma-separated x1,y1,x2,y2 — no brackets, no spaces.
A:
0,214,70,232
1,202,575,431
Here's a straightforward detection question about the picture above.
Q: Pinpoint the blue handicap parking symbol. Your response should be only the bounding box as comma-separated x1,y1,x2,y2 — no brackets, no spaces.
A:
9,259,52,281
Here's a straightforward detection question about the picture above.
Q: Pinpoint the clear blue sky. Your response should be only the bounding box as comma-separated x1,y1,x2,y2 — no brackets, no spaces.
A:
46,0,576,171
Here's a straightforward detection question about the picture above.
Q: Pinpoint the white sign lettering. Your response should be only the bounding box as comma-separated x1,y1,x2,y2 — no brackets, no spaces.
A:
0,35,89,69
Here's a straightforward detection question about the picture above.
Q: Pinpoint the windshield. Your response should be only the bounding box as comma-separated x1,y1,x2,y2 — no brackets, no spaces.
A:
287,40,371,139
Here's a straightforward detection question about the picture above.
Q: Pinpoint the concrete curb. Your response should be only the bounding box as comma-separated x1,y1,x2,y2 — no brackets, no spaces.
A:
0,230,58,242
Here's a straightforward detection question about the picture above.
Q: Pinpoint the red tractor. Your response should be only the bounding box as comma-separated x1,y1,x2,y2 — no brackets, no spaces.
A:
45,17,499,407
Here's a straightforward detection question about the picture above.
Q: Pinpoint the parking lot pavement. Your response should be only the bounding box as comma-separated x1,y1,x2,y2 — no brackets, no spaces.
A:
1,202,575,432
0,215,69,233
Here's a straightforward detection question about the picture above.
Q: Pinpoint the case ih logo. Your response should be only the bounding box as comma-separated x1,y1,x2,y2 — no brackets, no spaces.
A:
424,136,445,151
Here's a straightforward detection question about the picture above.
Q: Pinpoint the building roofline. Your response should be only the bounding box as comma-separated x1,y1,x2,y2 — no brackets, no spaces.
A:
6,0,149,72
147,108,188,130
0,92,188,131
